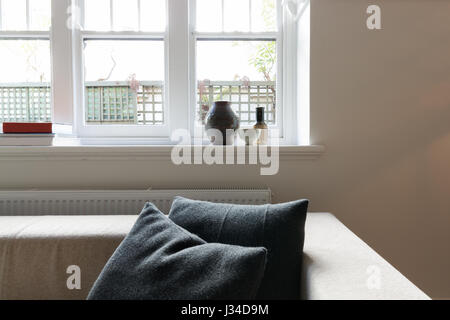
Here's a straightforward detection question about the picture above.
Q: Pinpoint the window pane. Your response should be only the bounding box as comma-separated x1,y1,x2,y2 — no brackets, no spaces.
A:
196,0,221,32
224,0,249,32
196,0,277,33
0,40,51,123
0,0,51,31
140,0,166,32
83,40,165,126
251,0,277,32
197,40,276,81
85,0,166,32
196,40,276,126
84,0,111,31
29,0,51,31
1,0,27,31
113,0,138,31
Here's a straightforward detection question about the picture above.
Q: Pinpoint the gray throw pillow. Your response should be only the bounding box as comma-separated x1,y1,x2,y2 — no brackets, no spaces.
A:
87,202,267,300
168,197,309,300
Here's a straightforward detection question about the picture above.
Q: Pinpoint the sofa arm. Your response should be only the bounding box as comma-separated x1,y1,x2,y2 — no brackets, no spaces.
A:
0,215,137,300
301,213,430,300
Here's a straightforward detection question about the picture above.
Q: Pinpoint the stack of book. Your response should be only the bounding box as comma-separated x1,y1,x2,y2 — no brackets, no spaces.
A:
0,123,55,146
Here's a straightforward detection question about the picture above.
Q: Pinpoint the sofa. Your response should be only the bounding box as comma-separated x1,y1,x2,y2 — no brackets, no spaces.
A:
0,213,430,300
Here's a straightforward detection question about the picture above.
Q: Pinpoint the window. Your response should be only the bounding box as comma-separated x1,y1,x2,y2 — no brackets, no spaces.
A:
0,0,51,123
84,40,165,126
1,0,297,143
74,0,168,137
194,0,281,128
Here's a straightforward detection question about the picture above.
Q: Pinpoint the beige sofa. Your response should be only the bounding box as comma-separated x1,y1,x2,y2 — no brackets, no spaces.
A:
0,213,430,300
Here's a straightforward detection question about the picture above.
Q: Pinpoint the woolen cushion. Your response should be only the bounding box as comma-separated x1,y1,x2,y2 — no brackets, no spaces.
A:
168,197,309,300
87,202,267,300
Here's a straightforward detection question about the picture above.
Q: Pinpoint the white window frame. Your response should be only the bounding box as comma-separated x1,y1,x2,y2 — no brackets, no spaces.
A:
70,0,171,138
188,0,289,141
11,0,299,144
0,0,54,122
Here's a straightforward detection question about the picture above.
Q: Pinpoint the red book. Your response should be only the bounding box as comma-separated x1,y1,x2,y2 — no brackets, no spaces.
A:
2,122,53,134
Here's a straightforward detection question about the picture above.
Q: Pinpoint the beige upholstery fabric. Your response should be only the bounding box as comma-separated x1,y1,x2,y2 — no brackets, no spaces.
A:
0,213,430,300
0,216,136,300
302,213,430,300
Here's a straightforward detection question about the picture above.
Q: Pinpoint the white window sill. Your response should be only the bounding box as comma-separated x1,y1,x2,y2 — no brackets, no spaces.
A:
0,138,325,161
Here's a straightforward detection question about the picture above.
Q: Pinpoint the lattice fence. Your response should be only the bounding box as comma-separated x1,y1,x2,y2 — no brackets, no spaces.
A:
198,81,276,126
1,81,275,127
85,82,164,125
136,85,164,125
0,85,51,123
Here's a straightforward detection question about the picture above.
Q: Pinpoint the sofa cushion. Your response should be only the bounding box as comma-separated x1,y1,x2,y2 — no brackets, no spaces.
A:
168,197,309,300
87,202,267,300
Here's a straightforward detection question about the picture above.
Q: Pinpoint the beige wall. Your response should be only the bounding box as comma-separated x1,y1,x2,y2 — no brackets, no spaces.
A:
0,0,449,299
310,0,450,299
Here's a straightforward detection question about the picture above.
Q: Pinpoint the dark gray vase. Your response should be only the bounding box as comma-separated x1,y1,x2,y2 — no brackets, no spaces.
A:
205,101,240,145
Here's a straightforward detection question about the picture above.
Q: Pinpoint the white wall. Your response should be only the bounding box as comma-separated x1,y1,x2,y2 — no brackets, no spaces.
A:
0,0,449,298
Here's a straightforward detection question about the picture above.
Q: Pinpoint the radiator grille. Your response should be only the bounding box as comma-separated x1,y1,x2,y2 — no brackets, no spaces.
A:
0,189,271,216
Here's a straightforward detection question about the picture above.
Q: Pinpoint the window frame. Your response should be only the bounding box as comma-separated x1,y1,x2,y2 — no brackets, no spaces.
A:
188,0,285,139
71,0,170,138
4,0,298,144
0,0,53,124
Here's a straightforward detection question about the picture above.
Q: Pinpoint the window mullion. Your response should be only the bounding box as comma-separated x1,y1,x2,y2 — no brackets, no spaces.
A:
188,0,197,136
81,31,164,40
110,0,114,31
221,0,224,32
195,32,278,40
51,0,75,126
168,0,190,132
280,0,296,144
25,0,30,30
0,0,3,30
249,0,252,32
137,0,141,31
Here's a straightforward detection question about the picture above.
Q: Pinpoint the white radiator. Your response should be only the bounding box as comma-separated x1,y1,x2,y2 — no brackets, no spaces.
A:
0,189,272,216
